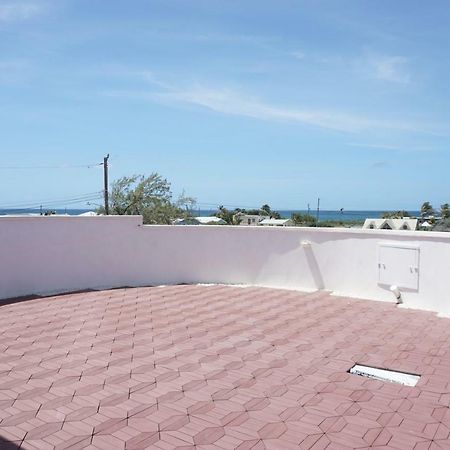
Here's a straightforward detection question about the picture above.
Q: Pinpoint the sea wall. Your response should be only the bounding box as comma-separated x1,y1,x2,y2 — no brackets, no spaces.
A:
1,216,450,315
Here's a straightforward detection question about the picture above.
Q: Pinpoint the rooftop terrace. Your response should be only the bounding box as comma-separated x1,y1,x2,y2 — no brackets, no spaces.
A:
2,284,450,449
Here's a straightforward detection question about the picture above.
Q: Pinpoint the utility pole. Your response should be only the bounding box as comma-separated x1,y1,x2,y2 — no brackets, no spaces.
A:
103,154,110,215
316,198,320,223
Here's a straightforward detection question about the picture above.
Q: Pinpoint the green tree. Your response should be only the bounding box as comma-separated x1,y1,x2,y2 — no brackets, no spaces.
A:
432,218,450,232
260,204,281,219
236,205,280,218
216,206,241,225
381,210,411,219
104,173,196,224
215,204,281,224
245,208,269,216
441,203,450,219
291,213,317,226
175,190,197,215
420,202,434,218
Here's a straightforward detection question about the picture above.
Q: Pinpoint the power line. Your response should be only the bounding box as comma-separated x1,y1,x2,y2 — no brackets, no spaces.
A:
0,162,103,170
0,157,107,212
0,191,103,208
2,199,103,212
38,195,103,208
0,198,103,213
0,192,103,210
196,202,265,210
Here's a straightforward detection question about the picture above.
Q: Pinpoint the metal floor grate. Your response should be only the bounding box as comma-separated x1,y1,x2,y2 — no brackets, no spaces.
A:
349,364,420,386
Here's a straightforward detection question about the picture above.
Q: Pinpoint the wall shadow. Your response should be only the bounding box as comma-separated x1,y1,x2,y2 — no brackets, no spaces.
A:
303,246,325,290
0,294,41,307
0,288,96,307
0,286,157,308
0,436,21,449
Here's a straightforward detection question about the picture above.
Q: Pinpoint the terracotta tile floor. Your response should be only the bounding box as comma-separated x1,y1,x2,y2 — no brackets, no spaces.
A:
1,285,450,449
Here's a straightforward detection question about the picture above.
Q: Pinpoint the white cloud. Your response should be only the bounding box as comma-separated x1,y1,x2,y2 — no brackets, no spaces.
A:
0,59,32,84
291,51,305,60
367,55,411,84
94,64,173,89
104,85,439,135
156,87,438,133
0,59,28,70
346,142,440,152
0,2,43,22
346,142,405,150
316,51,412,84
95,61,442,135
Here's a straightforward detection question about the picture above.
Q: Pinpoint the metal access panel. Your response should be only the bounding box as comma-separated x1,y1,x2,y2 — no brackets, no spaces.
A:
378,244,420,290
349,364,420,386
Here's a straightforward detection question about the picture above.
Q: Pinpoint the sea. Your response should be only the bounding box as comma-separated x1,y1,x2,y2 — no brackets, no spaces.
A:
0,208,94,216
197,210,421,222
0,208,419,223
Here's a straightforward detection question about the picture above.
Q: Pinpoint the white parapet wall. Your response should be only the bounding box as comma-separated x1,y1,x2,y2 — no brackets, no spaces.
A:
0,216,148,300
1,216,450,316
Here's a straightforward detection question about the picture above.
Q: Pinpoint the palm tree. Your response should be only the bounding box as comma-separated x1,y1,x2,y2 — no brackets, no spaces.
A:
420,202,434,218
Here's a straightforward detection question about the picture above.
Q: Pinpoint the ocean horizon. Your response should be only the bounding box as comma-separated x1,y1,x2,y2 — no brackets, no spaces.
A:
197,210,421,222
0,208,421,222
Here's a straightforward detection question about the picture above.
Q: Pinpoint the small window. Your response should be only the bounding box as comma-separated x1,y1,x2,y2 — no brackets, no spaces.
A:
381,222,392,230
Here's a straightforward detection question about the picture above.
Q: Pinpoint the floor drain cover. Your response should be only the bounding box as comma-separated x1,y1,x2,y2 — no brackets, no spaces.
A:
349,364,420,386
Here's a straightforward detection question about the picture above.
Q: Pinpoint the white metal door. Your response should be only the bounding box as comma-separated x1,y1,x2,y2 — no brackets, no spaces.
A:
378,244,420,290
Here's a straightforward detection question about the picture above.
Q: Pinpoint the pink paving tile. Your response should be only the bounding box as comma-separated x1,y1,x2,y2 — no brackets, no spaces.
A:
53,435,92,450
125,431,160,449
258,421,288,439
25,422,63,440
193,426,225,445
1,285,450,449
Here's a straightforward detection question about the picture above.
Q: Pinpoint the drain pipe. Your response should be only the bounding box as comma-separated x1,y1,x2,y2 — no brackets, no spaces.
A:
390,285,402,304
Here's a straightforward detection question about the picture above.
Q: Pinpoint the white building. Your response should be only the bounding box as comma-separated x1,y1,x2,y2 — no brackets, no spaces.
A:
259,218,293,227
195,216,227,225
420,221,433,229
363,218,418,231
172,218,201,225
235,214,266,226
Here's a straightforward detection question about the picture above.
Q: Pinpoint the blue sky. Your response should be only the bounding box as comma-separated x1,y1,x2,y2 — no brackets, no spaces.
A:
1,0,449,210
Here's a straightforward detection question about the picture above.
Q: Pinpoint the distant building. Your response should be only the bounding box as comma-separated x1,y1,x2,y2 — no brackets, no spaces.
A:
420,221,433,229
172,218,201,225
259,218,293,227
363,218,418,231
235,213,266,226
195,216,227,225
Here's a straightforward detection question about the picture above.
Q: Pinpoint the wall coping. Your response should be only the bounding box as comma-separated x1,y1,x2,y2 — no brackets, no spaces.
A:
1,215,448,241
141,223,450,241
